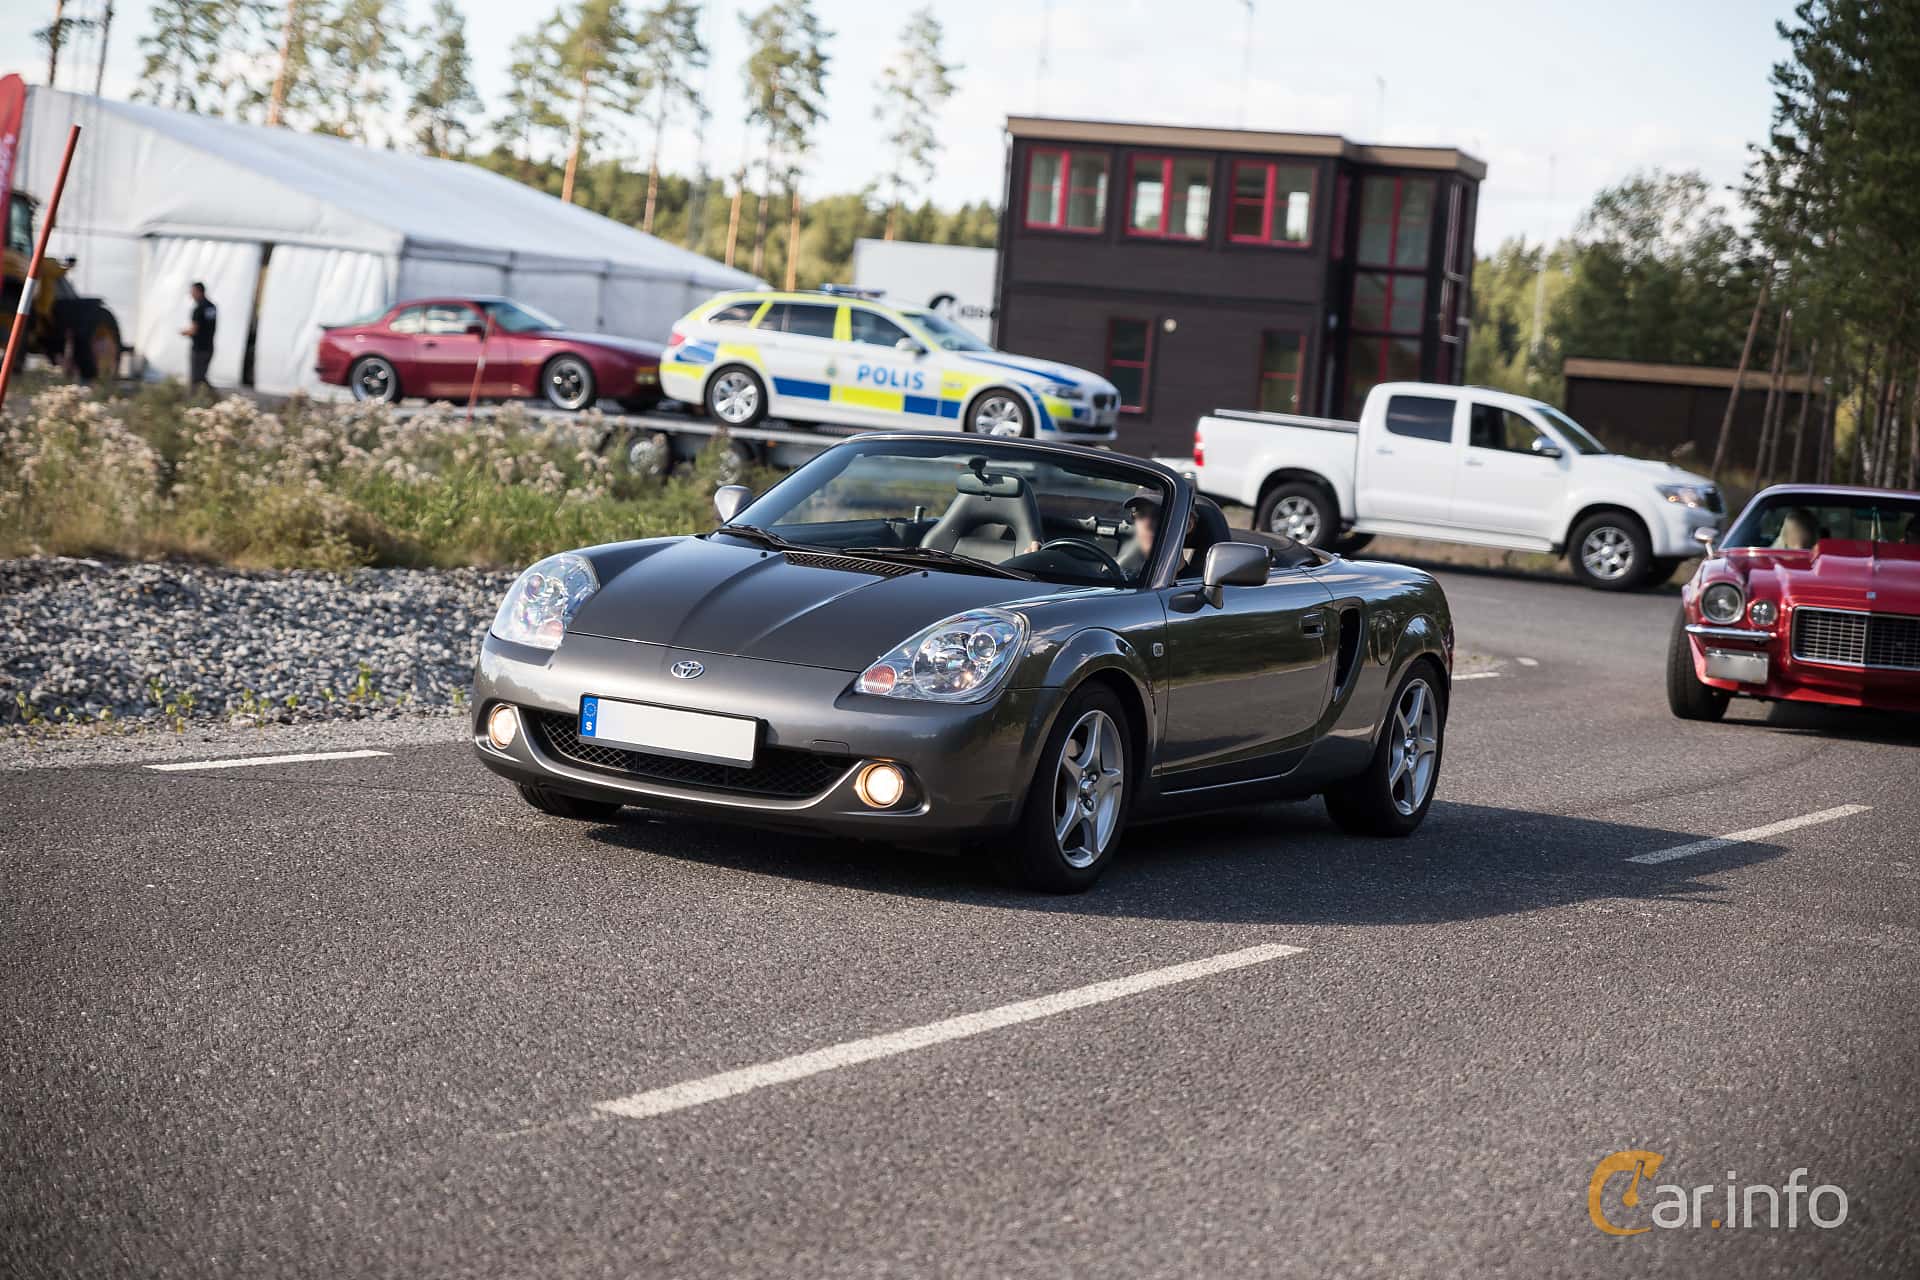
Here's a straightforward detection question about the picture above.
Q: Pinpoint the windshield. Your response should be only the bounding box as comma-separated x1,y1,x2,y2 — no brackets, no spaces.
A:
1535,405,1608,455
729,438,1173,587
479,300,563,333
1723,494,1920,549
901,309,993,353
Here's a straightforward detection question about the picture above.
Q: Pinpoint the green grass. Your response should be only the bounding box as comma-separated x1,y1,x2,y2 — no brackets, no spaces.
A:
0,378,768,570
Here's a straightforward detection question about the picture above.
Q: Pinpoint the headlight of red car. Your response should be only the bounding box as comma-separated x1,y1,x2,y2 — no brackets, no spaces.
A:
1700,582,1745,624
1748,598,1779,627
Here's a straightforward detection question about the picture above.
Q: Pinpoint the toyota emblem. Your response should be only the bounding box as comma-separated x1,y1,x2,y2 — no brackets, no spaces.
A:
670,660,705,679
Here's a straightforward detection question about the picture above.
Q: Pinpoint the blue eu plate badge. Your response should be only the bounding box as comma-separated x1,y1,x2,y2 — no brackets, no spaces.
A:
580,696,599,737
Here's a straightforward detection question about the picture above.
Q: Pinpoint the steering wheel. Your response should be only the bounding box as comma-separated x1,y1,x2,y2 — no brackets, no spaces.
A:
1037,537,1128,582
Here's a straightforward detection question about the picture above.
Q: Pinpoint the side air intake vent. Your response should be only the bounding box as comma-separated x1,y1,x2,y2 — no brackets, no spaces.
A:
1332,607,1364,696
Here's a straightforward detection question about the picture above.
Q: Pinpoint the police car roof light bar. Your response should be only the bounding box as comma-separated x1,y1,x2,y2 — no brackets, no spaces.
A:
817,284,885,299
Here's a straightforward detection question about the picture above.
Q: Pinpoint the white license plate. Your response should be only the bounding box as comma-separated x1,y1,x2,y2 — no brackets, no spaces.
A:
579,696,758,766
1705,648,1769,684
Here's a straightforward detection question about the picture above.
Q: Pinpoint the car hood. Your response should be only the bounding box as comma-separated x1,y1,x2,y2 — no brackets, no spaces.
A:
1581,453,1714,488
546,331,665,359
1728,540,1920,610
567,536,1077,671
953,352,1116,395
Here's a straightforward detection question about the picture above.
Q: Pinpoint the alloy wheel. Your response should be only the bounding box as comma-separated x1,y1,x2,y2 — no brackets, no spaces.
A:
1387,678,1439,816
1053,708,1125,868
547,359,593,410
355,360,394,402
711,370,760,424
1580,526,1635,581
1269,495,1322,543
970,395,1025,437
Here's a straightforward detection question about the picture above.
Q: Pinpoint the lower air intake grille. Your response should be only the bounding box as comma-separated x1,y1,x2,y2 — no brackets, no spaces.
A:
1792,607,1920,671
531,711,851,797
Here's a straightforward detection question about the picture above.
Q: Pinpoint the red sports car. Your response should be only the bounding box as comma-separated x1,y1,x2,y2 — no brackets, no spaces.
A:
314,297,664,412
1669,483,1920,719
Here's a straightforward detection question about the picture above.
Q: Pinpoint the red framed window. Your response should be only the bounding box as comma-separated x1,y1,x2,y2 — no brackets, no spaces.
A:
1106,317,1153,412
1257,331,1306,413
1227,161,1315,247
1346,336,1423,414
1024,147,1110,232
1125,153,1211,240
1355,175,1436,267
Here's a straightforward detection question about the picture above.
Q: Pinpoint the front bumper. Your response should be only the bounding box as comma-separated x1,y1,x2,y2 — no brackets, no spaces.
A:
471,633,1066,845
1685,622,1920,712
1650,500,1722,557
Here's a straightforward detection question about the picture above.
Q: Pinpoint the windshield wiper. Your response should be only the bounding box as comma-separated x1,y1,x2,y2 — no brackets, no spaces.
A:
838,545,1036,580
710,523,816,553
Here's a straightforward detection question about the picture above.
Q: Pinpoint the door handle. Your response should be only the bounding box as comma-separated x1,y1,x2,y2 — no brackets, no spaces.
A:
1300,612,1326,638
1464,456,1484,467
1375,446,1394,455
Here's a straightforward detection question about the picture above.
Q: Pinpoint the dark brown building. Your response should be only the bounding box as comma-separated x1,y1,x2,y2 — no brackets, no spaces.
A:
993,116,1485,459
1563,358,1816,467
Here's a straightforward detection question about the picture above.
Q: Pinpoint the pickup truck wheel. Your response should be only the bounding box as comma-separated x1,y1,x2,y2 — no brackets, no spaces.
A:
1256,482,1334,547
1666,611,1730,721
1568,512,1652,590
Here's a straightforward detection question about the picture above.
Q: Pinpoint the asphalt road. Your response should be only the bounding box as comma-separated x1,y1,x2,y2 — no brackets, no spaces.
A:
4,565,1917,1278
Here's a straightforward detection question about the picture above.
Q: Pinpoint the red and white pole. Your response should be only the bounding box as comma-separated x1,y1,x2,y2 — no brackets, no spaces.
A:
0,123,82,411
465,310,495,422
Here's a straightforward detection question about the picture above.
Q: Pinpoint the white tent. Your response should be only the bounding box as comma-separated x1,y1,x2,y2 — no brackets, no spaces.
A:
17,89,758,395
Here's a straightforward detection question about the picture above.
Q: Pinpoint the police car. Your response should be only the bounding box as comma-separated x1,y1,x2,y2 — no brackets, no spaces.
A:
659,288,1120,440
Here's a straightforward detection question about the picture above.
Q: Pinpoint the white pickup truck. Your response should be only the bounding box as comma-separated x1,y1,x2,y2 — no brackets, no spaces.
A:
1187,381,1725,589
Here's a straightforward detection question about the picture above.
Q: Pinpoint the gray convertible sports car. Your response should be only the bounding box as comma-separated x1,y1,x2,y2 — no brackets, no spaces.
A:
472,434,1453,891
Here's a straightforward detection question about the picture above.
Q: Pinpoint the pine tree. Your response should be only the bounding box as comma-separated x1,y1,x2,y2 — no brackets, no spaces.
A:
874,7,958,241
634,0,707,234
407,0,483,157
740,0,831,283
136,0,229,111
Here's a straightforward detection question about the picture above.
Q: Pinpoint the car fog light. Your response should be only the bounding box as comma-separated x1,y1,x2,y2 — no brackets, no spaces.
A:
1749,599,1779,627
487,704,520,750
855,762,906,809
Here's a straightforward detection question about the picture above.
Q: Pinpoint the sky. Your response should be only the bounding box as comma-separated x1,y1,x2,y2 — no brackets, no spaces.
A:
6,0,1796,251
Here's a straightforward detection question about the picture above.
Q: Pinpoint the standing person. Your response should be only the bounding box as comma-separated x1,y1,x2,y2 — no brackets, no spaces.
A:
181,282,217,390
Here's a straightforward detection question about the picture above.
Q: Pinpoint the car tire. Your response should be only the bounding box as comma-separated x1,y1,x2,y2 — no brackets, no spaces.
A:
998,684,1132,893
349,355,401,404
1665,610,1730,721
543,355,597,411
626,430,675,479
967,389,1032,438
1567,511,1652,590
516,782,624,822
1256,481,1336,548
1323,659,1446,837
705,364,768,428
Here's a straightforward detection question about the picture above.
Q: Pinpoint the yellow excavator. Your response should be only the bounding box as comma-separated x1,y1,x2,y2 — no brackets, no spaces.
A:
2,188,123,381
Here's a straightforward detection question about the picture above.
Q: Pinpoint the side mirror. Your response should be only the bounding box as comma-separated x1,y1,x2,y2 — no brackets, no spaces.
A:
1693,526,1719,552
1201,540,1271,606
1529,436,1563,459
895,337,927,356
713,484,751,523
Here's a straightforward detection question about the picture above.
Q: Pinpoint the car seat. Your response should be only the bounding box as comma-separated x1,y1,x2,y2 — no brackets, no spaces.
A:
923,472,1043,562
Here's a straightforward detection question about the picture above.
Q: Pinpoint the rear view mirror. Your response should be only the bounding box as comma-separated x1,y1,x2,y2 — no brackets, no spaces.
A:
1201,540,1270,606
713,484,751,523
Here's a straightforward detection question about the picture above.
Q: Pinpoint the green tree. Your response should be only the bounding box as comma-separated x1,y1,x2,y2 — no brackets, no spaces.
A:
494,24,569,169
309,0,406,142
407,0,483,157
548,0,648,204
1466,237,1570,403
135,0,231,111
634,0,708,234
740,0,832,283
873,7,959,241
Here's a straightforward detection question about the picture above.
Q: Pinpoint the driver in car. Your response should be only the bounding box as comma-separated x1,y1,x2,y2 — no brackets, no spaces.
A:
1122,491,1196,578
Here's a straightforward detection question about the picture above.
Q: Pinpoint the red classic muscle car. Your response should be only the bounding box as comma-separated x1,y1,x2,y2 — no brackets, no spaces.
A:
314,297,664,412
1668,484,1920,719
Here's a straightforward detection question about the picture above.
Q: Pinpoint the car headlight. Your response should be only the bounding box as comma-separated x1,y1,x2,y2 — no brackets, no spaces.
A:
1660,483,1714,509
1700,582,1745,625
1748,598,1779,627
856,609,1029,702
491,552,599,650
1045,382,1085,402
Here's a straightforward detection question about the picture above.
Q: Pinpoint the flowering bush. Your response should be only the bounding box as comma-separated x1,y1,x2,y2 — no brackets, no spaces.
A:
0,383,761,569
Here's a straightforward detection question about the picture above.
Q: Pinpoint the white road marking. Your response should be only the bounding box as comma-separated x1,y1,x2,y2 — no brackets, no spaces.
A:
145,749,391,772
1626,804,1872,865
1454,672,1502,681
1517,657,1540,667
593,942,1305,1121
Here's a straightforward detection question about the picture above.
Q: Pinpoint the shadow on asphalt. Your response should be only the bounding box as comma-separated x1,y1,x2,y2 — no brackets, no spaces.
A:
1364,551,1688,598
582,797,1784,924
1729,700,1920,748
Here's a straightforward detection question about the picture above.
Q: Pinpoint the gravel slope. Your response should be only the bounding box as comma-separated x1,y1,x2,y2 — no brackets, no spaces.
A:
0,557,512,735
